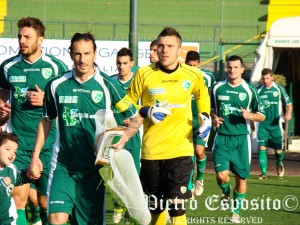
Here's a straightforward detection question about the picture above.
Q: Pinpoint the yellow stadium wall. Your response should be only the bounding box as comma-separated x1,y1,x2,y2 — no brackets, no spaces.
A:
0,0,7,33
267,0,300,31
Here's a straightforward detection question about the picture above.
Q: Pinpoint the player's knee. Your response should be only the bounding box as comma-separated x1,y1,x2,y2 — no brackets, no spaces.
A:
168,204,185,217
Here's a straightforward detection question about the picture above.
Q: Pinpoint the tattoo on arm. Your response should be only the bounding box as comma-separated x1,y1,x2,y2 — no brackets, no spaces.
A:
125,114,143,140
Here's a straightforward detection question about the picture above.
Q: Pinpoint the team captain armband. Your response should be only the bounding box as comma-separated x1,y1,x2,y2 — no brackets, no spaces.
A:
115,95,138,112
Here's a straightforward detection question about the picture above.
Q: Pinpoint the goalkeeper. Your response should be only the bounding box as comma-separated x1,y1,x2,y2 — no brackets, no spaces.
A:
126,27,211,225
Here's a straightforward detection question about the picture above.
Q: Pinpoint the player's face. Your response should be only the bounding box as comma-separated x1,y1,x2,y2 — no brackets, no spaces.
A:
18,27,43,60
157,36,182,70
71,40,96,78
226,60,244,81
262,74,273,87
150,45,158,63
0,140,18,168
186,60,200,67
116,55,134,77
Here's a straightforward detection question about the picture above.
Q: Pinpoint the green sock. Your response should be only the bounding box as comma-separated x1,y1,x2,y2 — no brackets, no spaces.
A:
275,151,284,166
233,190,246,215
29,204,41,223
219,182,231,195
196,155,206,181
40,209,48,224
17,209,28,225
258,149,268,175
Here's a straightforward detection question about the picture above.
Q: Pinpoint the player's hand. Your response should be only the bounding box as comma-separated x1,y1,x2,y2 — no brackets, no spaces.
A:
285,112,292,121
123,118,130,126
212,115,224,128
241,107,253,120
140,101,171,124
27,84,44,107
111,134,129,152
27,157,43,180
0,102,11,119
198,112,212,141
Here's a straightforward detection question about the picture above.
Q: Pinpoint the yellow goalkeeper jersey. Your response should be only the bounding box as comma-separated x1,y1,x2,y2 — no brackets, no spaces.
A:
126,63,210,160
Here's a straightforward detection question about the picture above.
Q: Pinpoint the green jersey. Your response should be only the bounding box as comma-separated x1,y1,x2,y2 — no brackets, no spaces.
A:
192,69,215,119
0,164,29,224
257,82,291,130
211,79,265,135
111,74,141,151
44,69,137,171
0,53,68,150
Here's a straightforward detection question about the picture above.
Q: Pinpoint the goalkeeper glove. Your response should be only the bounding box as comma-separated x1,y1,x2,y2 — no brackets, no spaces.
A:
140,102,171,124
198,112,211,141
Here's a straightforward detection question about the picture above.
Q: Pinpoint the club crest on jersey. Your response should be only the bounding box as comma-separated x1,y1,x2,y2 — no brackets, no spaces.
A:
180,186,187,194
182,80,191,90
42,68,52,79
273,91,279,97
92,91,103,103
239,93,247,101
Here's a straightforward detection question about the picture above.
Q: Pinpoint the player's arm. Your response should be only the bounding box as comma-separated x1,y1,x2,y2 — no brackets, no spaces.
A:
280,86,293,121
285,104,293,121
241,108,265,122
194,71,211,140
242,88,265,122
27,117,52,180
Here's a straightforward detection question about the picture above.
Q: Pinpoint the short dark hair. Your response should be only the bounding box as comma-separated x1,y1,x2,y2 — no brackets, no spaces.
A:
69,32,97,54
261,68,273,76
0,132,18,146
17,17,45,37
185,51,200,63
117,47,133,61
227,55,244,67
158,27,182,45
150,39,158,48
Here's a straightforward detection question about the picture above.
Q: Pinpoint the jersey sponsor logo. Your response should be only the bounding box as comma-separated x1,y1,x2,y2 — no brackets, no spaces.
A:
155,99,186,109
148,88,165,95
220,103,241,116
180,186,187,194
73,89,91,93
14,86,28,104
262,100,270,109
41,68,53,79
62,107,79,126
218,95,229,100
162,79,178,83
273,91,279,97
239,93,247,101
226,90,238,94
59,96,78,103
23,68,40,72
9,76,26,83
182,80,191,90
91,90,103,103
260,95,268,99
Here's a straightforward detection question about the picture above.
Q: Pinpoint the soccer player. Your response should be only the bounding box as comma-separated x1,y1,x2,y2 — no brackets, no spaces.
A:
0,17,68,225
257,68,293,179
210,55,265,223
149,39,159,63
126,27,211,225
110,47,142,223
27,32,141,225
185,50,215,196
